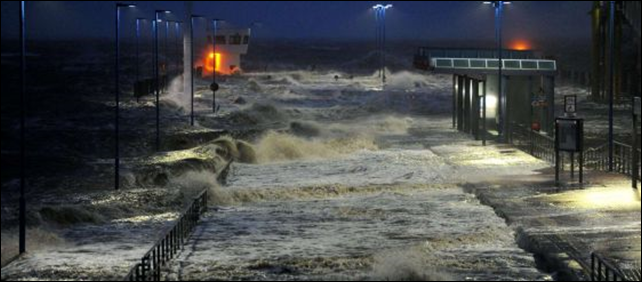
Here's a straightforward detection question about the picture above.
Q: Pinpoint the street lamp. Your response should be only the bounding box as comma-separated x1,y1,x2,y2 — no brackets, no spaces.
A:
190,15,205,126
135,18,147,103
483,1,511,143
211,18,223,113
607,1,615,172
372,4,392,84
373,6,381,79
175,21,182,81
19,0,26,255
165,20,172,94
154,10,172,152
115,3,136,191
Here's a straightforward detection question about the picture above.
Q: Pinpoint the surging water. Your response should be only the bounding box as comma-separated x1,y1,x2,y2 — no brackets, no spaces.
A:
2,69,552,281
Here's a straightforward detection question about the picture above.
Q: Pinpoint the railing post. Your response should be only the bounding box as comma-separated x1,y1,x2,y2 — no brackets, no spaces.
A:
591,254,596,281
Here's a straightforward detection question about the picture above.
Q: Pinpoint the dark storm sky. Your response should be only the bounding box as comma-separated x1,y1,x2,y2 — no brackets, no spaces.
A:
1,1,592,42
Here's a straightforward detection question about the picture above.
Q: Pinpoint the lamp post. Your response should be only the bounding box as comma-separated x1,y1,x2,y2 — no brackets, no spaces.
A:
154,10,171,152
372,4,392,85
484,1,511,143
115,3,136,191
608,0,615,172
190,15,205,126
19,0,26,255
175,21,182,80
211,18,223,113
165,20,171,93
373,6,381,78
135,18,146,103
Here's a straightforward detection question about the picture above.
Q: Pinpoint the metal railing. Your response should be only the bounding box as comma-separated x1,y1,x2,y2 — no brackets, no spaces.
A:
509,123,556,164
591,252,628,281
509,123,641,181
124,189,208,281
585,141,641,179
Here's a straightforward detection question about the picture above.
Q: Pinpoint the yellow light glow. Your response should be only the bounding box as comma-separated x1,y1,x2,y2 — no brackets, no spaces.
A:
544,187,641,211
485,94,498,119
205,52,221,72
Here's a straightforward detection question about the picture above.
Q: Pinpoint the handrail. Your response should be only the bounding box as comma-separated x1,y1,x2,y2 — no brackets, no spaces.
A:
123,189,208,281
509,123,640,180
429,58,557,72
591,252,628,281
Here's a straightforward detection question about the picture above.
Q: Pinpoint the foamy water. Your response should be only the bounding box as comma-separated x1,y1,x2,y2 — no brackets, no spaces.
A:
170,115,550,281
161,71,551,280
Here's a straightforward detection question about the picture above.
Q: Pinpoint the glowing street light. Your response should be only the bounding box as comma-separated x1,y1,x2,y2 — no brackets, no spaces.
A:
154,10,172,152
483,1,511,143
115,3,136,191
372,4,392,84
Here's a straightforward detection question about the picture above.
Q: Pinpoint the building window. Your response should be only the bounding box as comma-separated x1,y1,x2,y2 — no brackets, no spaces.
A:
230,34,242,45
215,36,227,45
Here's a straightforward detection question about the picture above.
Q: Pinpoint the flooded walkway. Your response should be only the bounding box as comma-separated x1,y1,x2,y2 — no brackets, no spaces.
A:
170,117,553,281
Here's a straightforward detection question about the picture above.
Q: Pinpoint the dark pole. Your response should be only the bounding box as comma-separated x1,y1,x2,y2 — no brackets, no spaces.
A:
19,0,26,255
608,1,615,171
496,1,505,143
483,79,487,146
375,9,380,78
381,7,387,84
175,22,181,80
154,12,160,151
115,3,135,191
633,97,639,190
211,19,219,113
153,10,171,152
190,17,196,126
136,18,143,103
165,20,170,93
115,4,120,191
377,9,382,79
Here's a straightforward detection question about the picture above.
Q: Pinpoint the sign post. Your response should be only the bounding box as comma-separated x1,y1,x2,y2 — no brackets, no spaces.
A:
556,117,584,186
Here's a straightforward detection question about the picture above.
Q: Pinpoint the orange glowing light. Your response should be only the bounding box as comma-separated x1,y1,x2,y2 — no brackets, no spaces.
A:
511,40,531,51
205,52,221,72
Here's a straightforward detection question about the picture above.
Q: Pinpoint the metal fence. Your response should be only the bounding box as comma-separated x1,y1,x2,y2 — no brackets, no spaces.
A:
584,141,642,179
591,252,628,281
124,189,208,281
509,123,556,164
509,123,641,181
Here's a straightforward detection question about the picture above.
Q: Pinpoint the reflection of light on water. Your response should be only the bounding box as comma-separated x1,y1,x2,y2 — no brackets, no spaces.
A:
90,195,119,206
546,187,641,211
113,212,178,224
452,149,543,167
463,157,540,167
